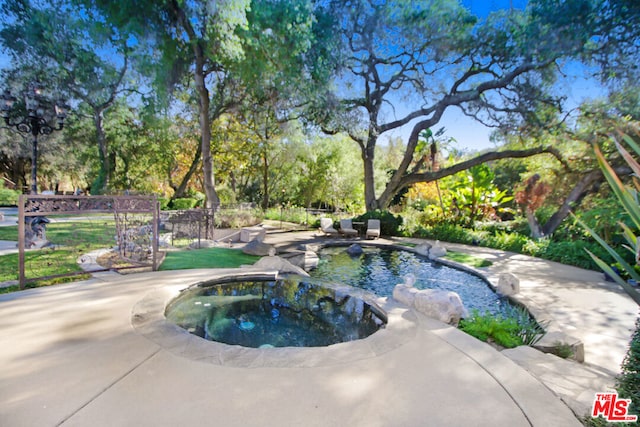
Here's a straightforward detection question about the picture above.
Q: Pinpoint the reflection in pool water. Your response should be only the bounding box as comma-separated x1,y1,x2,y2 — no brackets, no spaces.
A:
165,278,386,348
311,246,511,316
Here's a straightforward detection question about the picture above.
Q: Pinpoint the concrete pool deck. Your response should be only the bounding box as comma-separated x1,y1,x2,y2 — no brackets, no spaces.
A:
0,228,636,426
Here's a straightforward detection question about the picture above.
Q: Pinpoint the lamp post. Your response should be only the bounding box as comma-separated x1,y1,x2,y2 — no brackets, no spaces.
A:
1,83,69,194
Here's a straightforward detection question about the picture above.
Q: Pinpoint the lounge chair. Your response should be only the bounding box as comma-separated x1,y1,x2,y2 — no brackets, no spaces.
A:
320,217,339,236
366,219,381,239
339,219,359,237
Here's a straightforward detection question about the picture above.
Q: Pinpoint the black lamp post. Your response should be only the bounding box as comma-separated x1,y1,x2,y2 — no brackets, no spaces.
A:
1,83,69,194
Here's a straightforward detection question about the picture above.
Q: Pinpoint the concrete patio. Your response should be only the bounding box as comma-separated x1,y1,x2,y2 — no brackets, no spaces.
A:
0,225,637,426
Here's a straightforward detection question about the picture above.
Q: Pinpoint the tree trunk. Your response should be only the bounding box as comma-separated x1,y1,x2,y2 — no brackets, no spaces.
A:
526,208,545,239
363,148,378,211
377,145,564,210
540,170,603,236
261,147,269,210
170,144,202,199
93,109,110,194
194,53,220,210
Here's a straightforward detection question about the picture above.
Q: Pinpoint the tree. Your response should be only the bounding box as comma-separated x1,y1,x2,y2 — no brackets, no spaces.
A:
228,0,339,209
85,0,252,207
0,0,136,194
317,0,611,211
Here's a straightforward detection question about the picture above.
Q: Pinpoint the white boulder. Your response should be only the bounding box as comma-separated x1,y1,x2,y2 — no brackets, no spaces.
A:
413,289,468,326
497,273,520,296
392,284,420,307
429,241,447,258
253,255,310,277
393,283,468,326
415,243,431,256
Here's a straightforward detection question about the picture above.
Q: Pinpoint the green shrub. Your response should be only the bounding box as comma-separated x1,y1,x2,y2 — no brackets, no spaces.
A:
459,306,544,349
215,209,262,228
0,182,19,206
157,197,170,210
215,186,237,205
536,240,619,270
413,222,474,244
263,207,312,225
355,210,403,236
617,316,640,421
171,198,198,210
484,230,529,252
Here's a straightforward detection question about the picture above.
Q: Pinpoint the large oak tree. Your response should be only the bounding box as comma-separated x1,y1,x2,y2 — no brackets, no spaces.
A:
318,0,614,211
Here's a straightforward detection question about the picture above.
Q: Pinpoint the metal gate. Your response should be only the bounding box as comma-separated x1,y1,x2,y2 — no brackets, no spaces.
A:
18,195,159,289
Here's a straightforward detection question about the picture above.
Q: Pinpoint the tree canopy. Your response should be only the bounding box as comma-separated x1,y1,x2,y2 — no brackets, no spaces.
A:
0,0,638,221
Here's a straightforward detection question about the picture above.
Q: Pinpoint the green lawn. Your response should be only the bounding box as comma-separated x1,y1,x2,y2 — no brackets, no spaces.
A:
444,250,493,268
0,225,16,241
0,219,117,290
0,220,116,245
159,247,260,270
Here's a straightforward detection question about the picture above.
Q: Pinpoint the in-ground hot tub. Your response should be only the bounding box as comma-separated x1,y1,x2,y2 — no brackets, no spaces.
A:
165,276,387,348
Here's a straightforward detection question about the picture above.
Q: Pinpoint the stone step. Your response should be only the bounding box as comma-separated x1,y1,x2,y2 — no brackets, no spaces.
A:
502,345,617,419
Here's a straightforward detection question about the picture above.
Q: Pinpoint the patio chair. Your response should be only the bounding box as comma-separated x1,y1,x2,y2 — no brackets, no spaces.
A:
320,217,339,236
339,219,359,237
366,219,381,239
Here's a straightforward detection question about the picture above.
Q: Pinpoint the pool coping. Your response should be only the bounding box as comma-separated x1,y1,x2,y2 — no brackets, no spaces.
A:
132,267,419,368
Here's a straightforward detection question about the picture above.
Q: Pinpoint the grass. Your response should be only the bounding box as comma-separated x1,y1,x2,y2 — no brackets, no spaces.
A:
0,225,17,241
396,242,492,267
0,220,116,245
0,248,93,293
0,219,119,291
0,248,91,282
444,250,493,268
159,247,261,270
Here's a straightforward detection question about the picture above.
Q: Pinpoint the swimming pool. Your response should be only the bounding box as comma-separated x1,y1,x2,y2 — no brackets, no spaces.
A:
311,246,512,316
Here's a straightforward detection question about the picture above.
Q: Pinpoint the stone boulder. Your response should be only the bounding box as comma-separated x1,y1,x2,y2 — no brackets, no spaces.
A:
415,243,431,257
252,255,310,277
242,239,275,256
413,289,467,326
428,241,447,258
296,243,321,253
392,284,420,307
346,244,364,256
280,250,320,272
393,284,467,326
497,273,520,296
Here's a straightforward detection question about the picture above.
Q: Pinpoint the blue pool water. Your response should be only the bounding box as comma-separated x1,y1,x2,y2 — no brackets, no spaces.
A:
310,246,512,316
165,278,386,348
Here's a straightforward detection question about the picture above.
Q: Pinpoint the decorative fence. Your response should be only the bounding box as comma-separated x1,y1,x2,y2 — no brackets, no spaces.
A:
161,208,216,247
18,195,159,289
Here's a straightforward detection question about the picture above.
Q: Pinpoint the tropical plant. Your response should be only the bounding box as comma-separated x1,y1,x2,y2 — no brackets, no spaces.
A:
444,164,514,225
459,306,544,349
578,129,640,306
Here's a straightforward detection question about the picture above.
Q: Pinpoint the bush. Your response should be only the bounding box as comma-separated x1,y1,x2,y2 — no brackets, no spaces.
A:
354,210,403,236
263,207,312,225
412,222,474,245
157,197,170,210
0,182,19,206
536,240,618,270
171,198,198,210
617,316,640,421
484,231,529,253
459,306,544,349
215,209,262,228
